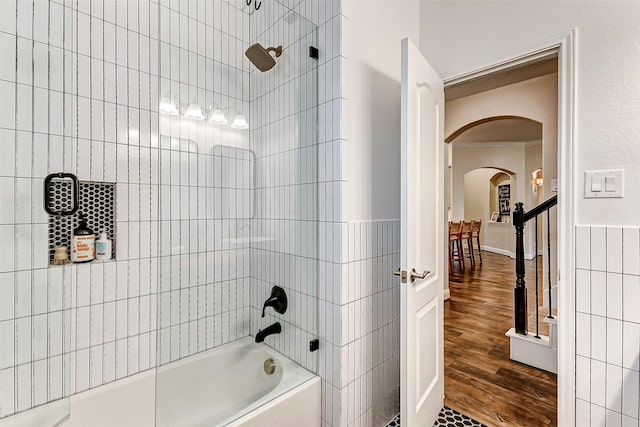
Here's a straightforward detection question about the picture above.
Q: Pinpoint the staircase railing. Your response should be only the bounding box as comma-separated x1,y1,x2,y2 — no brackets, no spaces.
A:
513,195,557,336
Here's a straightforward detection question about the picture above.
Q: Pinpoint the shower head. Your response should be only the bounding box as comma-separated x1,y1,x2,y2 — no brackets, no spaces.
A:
245,43,282,72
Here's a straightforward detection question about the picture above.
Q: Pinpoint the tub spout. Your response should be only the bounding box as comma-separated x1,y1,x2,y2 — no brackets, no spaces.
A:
255,322,282,343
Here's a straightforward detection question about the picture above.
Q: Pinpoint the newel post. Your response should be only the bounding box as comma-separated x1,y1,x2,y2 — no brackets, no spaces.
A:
513,202,527,335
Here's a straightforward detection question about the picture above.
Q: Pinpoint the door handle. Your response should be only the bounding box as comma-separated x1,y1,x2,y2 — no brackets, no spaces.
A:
409,268,430,283
393,268,407,284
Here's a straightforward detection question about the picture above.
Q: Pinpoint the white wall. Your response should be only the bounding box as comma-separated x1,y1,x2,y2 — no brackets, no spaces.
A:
452,142,526,220
463,168,498,247
446,73,557,202
421,0,640,226
336,1,421,425
340,0,420,221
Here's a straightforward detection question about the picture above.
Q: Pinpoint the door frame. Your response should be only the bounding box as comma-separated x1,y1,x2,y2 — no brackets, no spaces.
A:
439,29,577,426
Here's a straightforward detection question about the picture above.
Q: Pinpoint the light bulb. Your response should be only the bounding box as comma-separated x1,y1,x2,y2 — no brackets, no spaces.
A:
184,103,205,120
208,106,228,125
231,113,249,129
159,97,179,115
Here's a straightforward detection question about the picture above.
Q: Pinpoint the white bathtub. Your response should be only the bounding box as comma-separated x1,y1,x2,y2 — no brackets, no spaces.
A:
156,337,318,427
57,337,320,427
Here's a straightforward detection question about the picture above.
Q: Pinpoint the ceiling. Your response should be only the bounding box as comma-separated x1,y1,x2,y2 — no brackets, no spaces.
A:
451,118,542,143
445,57,558,102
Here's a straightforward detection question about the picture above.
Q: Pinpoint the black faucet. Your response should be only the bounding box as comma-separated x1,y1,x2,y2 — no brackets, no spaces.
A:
262,286,288,318
255,322,281,343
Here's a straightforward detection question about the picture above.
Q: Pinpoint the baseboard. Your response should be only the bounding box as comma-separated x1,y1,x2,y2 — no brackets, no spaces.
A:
480,246,535,260
481,245,514,258
443,288,451,301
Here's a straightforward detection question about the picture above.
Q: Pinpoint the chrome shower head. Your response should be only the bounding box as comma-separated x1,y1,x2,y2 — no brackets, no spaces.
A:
245,43,282,72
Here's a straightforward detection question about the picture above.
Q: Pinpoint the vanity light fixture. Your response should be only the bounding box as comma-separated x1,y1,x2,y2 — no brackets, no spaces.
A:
184,103,205,120
208,105,228,125
231,113,249,129
159,96,179,115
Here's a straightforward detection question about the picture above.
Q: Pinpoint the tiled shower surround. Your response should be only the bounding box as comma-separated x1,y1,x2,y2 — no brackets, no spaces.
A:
0,0,352,424
155,0,253,366
247,0,319,373
0,0,392,423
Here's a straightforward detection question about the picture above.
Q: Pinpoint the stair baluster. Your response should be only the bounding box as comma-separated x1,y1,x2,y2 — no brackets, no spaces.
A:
513,195,557,336
547,208,554,320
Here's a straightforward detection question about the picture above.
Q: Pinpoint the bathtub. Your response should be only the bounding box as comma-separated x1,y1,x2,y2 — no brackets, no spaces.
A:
156,337,318,427
57,337,320,427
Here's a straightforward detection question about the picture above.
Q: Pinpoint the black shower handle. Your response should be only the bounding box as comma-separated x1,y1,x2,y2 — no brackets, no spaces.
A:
44,172,80,216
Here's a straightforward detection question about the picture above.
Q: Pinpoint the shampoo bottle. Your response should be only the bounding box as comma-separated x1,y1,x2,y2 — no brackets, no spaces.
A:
96,231,112,261
71,213,95,263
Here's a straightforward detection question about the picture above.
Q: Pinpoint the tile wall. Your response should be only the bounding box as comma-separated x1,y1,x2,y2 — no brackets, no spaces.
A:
248,0,321,375
0,0,350,423
155,0,253,367
0,0,255,419
575,226,640,426
338,220,400,426
0,0,78,417
249,1,344,426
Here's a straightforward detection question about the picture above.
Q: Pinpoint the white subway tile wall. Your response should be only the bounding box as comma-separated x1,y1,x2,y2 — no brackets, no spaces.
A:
0,0,353,424
248,0,320,375
0,0,78,417
155,0,253,367
247,2,345,426
69,0,162,399
338,220,400,426
576,225,640,426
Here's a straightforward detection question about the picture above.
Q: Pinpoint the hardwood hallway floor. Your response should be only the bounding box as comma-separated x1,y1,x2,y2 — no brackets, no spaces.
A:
445,251,557,426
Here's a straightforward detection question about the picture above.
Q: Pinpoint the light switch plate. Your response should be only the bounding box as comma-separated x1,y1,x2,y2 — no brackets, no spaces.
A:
584,169,624,198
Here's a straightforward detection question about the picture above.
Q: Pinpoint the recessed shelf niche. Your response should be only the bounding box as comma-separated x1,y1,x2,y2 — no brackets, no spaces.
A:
47,181,116,264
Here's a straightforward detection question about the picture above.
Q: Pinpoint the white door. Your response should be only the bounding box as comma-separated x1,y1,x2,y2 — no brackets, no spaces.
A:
399,38,445,427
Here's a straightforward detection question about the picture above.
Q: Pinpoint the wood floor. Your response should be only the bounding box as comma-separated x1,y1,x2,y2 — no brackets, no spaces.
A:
445,251,557,427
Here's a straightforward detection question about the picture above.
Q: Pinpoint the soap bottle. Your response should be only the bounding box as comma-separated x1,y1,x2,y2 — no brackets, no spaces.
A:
96,231,112,261
71,213,95,263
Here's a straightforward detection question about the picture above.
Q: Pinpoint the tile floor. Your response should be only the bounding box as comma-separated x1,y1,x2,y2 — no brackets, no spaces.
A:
385,406,487,427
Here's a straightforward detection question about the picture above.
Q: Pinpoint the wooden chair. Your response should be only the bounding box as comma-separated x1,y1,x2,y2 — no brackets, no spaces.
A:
461,221,475,267
471,220,482,264
449,221,464,272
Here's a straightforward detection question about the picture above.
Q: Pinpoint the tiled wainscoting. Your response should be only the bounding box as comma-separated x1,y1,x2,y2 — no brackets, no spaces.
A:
337,220,401,426
575,226,640,425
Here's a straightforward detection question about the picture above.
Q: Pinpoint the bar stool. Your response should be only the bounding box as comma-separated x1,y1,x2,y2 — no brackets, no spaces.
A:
471,220,482,265
461,221,475,267
449,221,464,272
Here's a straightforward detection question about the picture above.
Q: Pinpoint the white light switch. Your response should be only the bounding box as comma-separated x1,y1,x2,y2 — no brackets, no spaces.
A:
605,176,616,192
584,169,624,198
